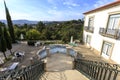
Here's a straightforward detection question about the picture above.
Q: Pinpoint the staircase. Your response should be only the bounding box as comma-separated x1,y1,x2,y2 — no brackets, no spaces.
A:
0,53,120,80
40,53,89,80
40,71,66,80
40,70,89,80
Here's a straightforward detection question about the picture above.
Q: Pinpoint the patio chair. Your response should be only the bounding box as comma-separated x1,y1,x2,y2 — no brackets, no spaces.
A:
13,51,25,61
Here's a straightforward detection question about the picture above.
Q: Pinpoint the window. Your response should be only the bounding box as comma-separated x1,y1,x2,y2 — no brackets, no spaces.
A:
107,14,120,29
102,41,113,57
86,35,91,44
88,17,94,27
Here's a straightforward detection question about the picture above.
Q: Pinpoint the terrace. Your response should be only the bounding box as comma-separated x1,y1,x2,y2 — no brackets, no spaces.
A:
0,42,120,80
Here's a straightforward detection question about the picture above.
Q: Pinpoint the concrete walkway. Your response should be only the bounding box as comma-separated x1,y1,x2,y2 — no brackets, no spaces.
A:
41,53,89,80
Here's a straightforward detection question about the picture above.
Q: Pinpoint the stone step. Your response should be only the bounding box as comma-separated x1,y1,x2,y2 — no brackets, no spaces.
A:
40,70,89,80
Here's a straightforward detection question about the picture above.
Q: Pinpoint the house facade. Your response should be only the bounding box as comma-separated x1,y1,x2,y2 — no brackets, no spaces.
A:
83,0,120,64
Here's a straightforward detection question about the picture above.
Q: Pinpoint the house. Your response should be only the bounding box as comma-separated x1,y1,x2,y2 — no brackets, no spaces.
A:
83,0,120,64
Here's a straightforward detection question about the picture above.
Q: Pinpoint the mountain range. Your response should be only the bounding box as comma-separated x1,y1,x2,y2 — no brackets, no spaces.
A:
0,20,39,25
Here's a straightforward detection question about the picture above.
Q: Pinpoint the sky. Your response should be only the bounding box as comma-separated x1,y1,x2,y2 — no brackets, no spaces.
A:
0,0,115,21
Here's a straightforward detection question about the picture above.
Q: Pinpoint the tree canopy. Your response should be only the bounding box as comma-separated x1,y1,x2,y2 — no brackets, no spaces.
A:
13,19,84,43
26,29,40,40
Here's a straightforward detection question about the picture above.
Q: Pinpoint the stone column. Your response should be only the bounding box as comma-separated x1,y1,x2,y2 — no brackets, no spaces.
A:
30,57,33,64
72,58,76,69
74,51,78,58
43,59,47,71
66,47,70,56
46,48,50,57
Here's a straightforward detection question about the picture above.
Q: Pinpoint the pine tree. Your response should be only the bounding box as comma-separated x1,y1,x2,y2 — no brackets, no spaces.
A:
0,27,7,60
4,27,13,55
4,0,16,43
0,27,2,50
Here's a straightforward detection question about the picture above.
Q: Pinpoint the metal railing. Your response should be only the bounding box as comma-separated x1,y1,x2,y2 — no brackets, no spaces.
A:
75,59,120,80
84,26,94,33
0,60,45,80
99,28,120,39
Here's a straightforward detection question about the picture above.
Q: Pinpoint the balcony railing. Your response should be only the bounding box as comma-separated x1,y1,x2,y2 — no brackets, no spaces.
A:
84,26,94,33
99,28,120,39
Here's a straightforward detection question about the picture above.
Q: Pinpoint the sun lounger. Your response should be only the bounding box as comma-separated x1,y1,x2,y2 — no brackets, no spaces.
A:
8,62,19,70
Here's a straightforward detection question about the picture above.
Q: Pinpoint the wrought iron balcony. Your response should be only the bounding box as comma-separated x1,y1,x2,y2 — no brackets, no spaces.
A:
99,28,120,39
84,26,94,33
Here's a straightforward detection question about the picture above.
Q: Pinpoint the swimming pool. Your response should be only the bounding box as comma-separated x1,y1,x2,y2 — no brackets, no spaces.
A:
38,45,76,58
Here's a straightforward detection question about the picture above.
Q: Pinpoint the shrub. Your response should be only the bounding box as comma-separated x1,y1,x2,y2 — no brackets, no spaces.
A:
26,29,40,40
27,40,36,46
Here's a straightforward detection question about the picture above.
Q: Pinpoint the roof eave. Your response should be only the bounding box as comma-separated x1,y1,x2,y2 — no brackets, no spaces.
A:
83,1,120,15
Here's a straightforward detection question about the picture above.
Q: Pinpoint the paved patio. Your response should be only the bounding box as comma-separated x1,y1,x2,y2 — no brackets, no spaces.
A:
69,44,117,64
0,43,117,73
0,41,42,68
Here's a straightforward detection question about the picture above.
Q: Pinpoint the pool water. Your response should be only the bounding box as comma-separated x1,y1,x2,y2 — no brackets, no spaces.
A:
38,45,76,58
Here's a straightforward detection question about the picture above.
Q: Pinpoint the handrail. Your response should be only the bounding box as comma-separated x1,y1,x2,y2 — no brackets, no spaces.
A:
75,59,120,80
0,60,45,80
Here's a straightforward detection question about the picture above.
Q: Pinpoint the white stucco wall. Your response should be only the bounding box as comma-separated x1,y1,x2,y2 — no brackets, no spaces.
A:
84,5,120,64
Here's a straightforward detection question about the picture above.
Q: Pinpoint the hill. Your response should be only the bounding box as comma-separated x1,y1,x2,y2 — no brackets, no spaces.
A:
0,20,38,25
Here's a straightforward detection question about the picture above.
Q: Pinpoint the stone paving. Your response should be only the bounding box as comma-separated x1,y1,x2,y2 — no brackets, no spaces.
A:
46,53,73,71
40,70,89,80
0,41,42,68
69,44,116,63
1,43,119,79
41,53,89,80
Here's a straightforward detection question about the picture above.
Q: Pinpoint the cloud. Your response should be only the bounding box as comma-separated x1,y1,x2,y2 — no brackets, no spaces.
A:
0,0,83,21
47,9,82,21
62,0,80,9
53,6,57,9
63,2,80,7
48,9,63,17
94,0,115,8
68,6,72,9
47,0,55,4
